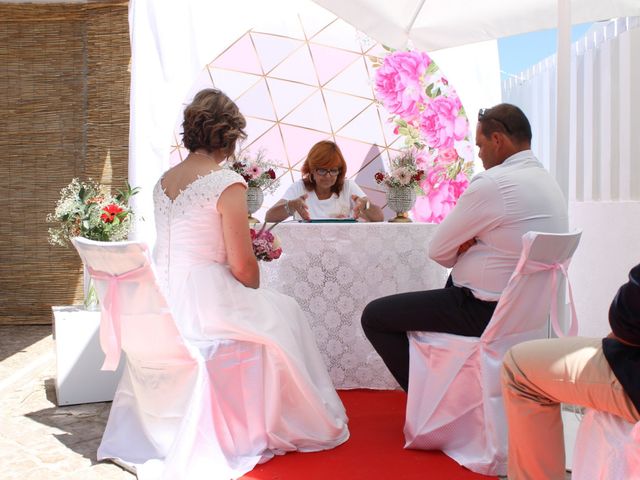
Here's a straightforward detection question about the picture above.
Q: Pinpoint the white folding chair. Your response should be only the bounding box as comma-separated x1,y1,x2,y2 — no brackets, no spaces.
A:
403,230,582,476
572,409,640,479
72,237,267,480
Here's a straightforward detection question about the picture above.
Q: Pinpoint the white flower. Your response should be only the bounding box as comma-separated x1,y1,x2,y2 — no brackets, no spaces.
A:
391,167,412,185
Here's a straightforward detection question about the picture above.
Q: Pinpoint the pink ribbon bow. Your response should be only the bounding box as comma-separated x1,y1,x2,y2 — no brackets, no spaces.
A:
515,259,578,337
88,264,150,370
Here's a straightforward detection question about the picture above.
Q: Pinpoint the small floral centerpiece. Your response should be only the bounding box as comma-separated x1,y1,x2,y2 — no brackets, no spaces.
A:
250,223,282,262
228,150,280,194
374,149,425,194
47,178,140,247
372,47,474,223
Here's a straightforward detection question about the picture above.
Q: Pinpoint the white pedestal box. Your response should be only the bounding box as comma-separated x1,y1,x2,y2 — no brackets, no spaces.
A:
52,305,124,406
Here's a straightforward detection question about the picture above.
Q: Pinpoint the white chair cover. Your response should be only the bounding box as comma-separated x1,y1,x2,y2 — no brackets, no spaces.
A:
403,230,582,476
572,409,640,480
71,237,267,480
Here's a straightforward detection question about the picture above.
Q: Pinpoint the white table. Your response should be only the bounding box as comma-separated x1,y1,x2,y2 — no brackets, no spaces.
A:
52,306,125,405
261,222,448,389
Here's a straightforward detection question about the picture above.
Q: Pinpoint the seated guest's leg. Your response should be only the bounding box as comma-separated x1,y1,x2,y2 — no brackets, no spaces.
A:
361,286,496,391
501,337,640,480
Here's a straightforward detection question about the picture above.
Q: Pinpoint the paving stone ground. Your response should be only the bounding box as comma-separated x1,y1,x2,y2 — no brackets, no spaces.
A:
0,325,133,480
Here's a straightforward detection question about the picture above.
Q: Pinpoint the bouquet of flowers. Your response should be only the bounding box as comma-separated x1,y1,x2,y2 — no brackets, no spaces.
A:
374,149,425,194
228,150,280,194
47,178,140,247
250,222,282,262
372,47,474,223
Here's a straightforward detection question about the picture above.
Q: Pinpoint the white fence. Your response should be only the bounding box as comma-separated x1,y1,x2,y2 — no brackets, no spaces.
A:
502,17,640,338
503,16,640,202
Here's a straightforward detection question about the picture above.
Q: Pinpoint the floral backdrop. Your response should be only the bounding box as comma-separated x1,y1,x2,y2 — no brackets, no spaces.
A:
171,14,473,222
373,49,473,222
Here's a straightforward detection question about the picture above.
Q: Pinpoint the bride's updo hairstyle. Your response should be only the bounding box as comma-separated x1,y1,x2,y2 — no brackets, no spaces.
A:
182,88,247,157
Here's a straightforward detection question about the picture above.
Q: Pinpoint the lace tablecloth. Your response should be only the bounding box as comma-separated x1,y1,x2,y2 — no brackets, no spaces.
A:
261,222,448,389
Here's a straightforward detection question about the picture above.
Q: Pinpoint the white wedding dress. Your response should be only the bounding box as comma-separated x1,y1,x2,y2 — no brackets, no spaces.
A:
152,169,349,476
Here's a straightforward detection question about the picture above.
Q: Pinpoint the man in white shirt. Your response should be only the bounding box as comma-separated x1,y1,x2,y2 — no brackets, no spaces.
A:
361,103,568,391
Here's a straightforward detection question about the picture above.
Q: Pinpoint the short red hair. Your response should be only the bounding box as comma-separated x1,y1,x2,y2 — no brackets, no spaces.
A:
301,140,347,195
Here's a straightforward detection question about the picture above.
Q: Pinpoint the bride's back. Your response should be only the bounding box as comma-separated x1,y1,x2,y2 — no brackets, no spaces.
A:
153,168,245,290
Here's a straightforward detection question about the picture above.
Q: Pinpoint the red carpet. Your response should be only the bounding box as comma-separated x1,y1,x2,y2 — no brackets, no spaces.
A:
242,389,497,480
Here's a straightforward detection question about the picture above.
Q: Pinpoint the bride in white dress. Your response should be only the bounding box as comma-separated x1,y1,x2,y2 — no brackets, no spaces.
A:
152,88,349,476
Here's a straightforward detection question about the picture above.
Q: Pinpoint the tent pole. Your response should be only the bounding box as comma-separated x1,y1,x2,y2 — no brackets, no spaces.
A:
555,0,571,205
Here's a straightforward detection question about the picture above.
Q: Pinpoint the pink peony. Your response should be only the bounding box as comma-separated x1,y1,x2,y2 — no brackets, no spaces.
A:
374,51,432,121
411,164,469,223
437,147,459,165
419,96,468,149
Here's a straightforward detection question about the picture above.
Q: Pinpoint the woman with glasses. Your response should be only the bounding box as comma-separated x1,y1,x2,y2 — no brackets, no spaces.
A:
265,140,383,222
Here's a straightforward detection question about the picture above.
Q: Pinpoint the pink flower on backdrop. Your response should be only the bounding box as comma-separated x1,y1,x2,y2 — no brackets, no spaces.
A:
437,147,459,164
374,51,432,121
412,165,469,223
414,148,435,170
419,96,467,149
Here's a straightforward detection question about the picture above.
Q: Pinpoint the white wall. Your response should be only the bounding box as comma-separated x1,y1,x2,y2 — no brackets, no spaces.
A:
569,202,640,337
503,17,640,337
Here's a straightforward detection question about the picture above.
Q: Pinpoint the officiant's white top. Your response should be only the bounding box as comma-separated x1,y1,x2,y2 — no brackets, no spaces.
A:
429,150,568,301
152,169,348,474
282,178,365,219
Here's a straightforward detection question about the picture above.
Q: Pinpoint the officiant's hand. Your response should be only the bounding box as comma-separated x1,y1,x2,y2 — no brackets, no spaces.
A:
351,195,369,219
291,193,310,221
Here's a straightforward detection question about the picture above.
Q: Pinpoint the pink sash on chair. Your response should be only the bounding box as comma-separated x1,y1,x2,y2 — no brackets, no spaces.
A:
513,257,578,337
88,265,151,370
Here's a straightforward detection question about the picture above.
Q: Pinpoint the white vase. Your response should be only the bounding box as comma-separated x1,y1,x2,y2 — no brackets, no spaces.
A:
83,264,99,311
246,186,264,224
387,186,416,223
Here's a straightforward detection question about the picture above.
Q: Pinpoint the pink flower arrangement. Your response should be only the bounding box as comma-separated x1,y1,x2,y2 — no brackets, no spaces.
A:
228,150,280,194
372,47,474,223
374,149,425,190
250,223,282,262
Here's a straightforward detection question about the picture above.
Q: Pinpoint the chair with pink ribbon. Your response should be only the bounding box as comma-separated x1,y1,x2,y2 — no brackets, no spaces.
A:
71,237,267,480
403,230,582,476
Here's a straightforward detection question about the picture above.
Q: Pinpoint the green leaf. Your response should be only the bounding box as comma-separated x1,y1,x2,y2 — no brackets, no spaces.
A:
425,83,435,98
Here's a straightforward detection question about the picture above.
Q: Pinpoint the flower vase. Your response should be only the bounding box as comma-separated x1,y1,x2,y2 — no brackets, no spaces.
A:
83,264,99,311
246,186,264,225
387,186,416,223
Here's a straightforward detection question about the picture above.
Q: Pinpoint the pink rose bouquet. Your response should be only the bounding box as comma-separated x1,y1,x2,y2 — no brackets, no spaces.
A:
250,223,282,262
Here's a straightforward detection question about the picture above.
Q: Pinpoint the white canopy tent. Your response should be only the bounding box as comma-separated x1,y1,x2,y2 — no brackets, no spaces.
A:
312,0,640,200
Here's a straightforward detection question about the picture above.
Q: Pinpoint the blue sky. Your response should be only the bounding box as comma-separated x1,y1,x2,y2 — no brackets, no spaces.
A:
498,23,593,81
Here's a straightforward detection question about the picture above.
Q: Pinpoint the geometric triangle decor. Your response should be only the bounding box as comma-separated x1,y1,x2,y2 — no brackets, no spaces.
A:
210,34,262,75
252,32,303,74
269,47,319,87
337,103,387,147
281,90,332,133
322,90,372,132
310,19,364,53
324,58,374,99
235,79,276,121
266,78,317,120
279,124,331,168
308,43,360,86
